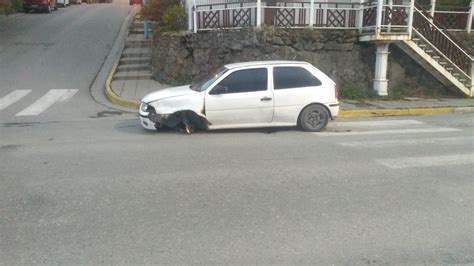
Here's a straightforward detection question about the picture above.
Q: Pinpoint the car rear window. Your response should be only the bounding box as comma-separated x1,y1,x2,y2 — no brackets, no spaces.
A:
273,66,322,90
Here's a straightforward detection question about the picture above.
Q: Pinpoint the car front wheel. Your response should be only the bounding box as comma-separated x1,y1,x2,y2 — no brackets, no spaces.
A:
298,104,329,132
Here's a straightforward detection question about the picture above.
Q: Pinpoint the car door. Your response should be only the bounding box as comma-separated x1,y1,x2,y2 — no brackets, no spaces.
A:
272,66,324,124
205,67,274,128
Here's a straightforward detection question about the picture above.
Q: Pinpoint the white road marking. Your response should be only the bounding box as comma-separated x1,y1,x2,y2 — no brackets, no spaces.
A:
377,153,474,169
16,89,78,116
314,128,461,136
338,136,474,148
329,119,425,127
0,90,32,111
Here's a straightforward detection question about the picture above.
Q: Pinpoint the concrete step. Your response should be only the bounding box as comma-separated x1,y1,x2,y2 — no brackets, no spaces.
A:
121,52,152,58
123,46,151,53
119,58,151,65
126,33,151,42
129,29,145,34
398,40,471,96
114,70,152,81
116,63,151,72
125,42,151,48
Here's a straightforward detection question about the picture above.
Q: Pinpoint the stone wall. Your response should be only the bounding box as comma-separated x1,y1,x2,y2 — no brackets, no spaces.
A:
151,28,451,97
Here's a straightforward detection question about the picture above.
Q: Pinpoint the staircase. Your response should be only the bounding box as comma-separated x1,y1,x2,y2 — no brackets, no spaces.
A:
398,4,473,96
114,17,152,81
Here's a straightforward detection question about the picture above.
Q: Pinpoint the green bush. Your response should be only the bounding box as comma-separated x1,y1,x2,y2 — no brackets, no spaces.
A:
0,0,23,14
340,87,377,100
140,0,177,22
140,0,186,32
160,4,186,32
10,0,22,11
0,0,13,14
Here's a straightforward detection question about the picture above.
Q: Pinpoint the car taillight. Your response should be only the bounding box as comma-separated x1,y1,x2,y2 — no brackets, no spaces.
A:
334,84,339,100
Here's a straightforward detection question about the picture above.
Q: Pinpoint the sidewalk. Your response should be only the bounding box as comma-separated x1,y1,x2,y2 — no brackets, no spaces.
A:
107,11,169,107
106,16,474,116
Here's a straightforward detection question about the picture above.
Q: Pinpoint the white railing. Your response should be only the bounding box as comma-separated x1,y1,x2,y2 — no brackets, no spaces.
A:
193,0,374,32
189,0,472,33
423,1,474,33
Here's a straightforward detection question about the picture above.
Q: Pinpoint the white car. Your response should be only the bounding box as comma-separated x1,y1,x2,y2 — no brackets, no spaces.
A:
139,61,339,133
57,0,69,6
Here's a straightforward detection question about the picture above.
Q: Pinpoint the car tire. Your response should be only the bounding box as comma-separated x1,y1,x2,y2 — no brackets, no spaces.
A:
298,104,329,132
24,9,29,13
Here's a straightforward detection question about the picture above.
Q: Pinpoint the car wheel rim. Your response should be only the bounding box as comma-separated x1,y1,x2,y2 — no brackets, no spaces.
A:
305,110,325,130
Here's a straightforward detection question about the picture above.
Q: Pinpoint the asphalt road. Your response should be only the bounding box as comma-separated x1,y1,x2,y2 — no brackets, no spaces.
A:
1,3,474,264
0,112,473,264
0,0,131,123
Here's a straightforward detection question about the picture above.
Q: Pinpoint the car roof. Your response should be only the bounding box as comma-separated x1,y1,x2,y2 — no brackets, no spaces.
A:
224,61,311,70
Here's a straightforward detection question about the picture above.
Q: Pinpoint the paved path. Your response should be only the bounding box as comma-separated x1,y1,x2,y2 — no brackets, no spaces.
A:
0,0,131,123
1,113,473,264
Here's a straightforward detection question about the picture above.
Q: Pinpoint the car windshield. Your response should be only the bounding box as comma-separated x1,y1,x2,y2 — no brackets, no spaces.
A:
190,67,228,92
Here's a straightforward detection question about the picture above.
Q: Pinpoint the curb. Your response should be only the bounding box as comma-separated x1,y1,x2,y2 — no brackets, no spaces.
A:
339,106,474,117
105,63,140,109
89,5,138,113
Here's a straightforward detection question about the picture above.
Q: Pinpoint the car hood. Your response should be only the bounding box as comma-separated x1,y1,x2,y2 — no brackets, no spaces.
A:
141,85,194,103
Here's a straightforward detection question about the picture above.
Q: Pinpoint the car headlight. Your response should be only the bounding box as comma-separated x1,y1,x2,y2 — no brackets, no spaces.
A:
140,102,149,112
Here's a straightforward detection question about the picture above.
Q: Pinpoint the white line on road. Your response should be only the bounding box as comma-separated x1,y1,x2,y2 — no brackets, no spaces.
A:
338,136,474,148
16,89,78,116
377,153,474,169
314,128,461,136
329,119,425,127
0,90,32,111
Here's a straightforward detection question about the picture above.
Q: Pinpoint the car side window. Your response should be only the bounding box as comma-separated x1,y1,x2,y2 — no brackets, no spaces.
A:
273,67,322,90
211,68,267,94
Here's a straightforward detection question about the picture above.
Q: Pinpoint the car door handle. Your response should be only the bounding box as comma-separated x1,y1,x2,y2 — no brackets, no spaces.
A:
260,97,272,101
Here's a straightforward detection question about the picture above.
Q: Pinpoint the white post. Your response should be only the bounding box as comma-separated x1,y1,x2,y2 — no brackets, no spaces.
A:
470,61,474,97
373,42,390,96
193,0,197,33
188,0,193,31
407,0,415,39
430,0,436,18
375,0,384,36
387,0,392,32
467,1,474,33
357,0,364,32
309,0,315,27
257,0,262,27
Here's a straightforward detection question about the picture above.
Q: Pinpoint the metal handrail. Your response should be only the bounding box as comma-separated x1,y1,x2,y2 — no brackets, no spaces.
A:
412,29,471,80
414,6,472,59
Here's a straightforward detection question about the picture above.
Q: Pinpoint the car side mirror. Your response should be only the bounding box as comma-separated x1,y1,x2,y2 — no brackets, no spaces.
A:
210,85,228,95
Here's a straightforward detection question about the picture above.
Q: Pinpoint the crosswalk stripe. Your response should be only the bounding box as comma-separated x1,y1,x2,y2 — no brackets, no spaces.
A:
329,119,425,127
16,89,78,116
338,136,474,148
314,127,461,136
377,153,474,169
0,90,32,111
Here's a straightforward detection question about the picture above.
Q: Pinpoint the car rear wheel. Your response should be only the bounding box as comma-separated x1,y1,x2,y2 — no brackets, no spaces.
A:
298,104,329,132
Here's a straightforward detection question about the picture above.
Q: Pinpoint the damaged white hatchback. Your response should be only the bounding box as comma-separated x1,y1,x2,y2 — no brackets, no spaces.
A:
139,61,339,133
